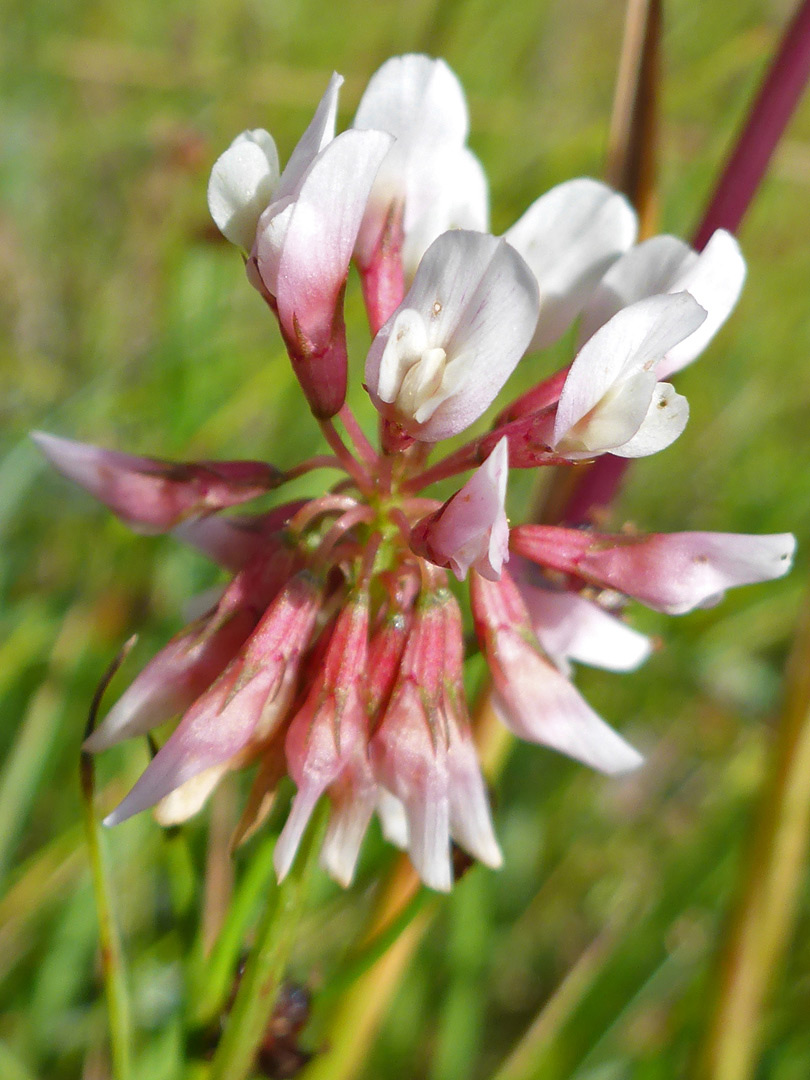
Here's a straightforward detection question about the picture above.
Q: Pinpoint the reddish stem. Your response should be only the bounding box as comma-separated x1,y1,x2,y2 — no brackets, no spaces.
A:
560,0,810,526
693,0,810,250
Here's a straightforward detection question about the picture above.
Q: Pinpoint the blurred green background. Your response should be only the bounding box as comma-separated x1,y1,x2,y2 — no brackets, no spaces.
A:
2,0,810,1077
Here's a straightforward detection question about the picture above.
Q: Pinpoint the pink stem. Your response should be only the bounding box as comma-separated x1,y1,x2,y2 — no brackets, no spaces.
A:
560,0,810,526
338,404,377,467
319,419,374,493
285,455,345,481
314,505,375,562
288,495,360,535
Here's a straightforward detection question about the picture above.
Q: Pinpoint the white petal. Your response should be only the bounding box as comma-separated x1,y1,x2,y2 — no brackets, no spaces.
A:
578,234,696,346
376,308,430,403
553,292,706,449
400,147,490,279
376,789,409,849
493,668,643,776
405,788,452,893
354,54,468,162
505,178,637,350
578,230,746,379
275,72,343,201
153,764,228,826
274,788,321,882
610,382,689,457
447,736,503,869
658,230,746,377
320,785,377,887
521,586,652,672
208,129,281,251
366,230,539,441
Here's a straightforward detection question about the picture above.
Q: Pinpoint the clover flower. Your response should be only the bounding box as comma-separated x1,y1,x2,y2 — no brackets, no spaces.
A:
38,55,795,892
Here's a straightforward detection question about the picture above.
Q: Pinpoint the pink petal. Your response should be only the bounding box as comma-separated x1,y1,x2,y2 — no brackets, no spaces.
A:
471,571,642,775
104,572,322,825
268,129,393,419
411,437,510,581
275,594,371,881
511,526,796,614
519,581,652,673
172,501,307,571
34,432,282,533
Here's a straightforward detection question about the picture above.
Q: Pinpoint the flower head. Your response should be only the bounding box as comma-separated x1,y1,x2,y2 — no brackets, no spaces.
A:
40,54,796,894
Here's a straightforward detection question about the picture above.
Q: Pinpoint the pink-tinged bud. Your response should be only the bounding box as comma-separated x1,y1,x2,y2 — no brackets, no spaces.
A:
275,592,374,886
365,230,539,442
370,588,501,892
33,431,283,534
86,547,300,752
411,438,510,581
511,526,796,615
470,570,643,775
255,129,393,419
104,571,323,826
172,500,306,571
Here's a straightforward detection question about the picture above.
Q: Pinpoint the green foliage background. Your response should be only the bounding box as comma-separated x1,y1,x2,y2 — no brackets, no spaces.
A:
1,0,809,1077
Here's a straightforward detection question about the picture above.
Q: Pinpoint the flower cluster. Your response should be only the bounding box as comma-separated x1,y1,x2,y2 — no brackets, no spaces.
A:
38,55,795,892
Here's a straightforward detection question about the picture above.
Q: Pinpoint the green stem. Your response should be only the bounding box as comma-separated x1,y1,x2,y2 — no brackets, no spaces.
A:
188,834,277,1028
81,766,133,1078
207,805,326,1080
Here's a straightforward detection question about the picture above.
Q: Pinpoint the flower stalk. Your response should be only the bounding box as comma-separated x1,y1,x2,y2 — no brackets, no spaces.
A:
208,804,327,1080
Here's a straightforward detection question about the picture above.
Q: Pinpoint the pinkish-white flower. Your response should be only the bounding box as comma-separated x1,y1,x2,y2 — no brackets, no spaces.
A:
33,431,282,533
275,593,373,886
471,570,643,775
208,73,341,253
511,526,796,615
353,54,488,280
504,177,637,350
550,292,707,459
365,230,539,441
104,571,323,825
370,586,501,891
577,229,746,378
519,579,652,675
410,437,509,581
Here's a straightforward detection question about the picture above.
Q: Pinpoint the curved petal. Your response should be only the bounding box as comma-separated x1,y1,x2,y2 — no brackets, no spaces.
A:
411,437,510,581
275,129,393,347
578,531,797,615
400,146,489,279
354,54,469,153
520,585,652,672
505,178,637,350
275,71,342,201
552,292,706,456
366,230,539,441
609,382,689,458
578,230,746,378
33,432,283,533
207,129,280,251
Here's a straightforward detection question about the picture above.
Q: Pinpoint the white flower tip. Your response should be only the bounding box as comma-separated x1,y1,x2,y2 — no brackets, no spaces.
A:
207,129,280,251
